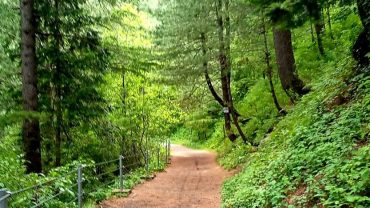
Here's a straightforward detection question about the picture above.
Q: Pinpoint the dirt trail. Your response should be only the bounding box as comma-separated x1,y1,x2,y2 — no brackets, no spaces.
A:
100,144,233,208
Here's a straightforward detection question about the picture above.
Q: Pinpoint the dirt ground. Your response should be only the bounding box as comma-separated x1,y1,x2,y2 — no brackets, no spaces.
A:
100,144,234,208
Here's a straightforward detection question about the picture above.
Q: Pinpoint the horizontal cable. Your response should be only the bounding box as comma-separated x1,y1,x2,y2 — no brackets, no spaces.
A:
122,154,143,159
6,151,162,205
11,169,76,196
97,179,116,190
95,168,120,178
30,183,78,208
68,196,78,203
86,158,120,167
122,162,142,169
85,179,116,194
66,196,78,205
0,193,11,203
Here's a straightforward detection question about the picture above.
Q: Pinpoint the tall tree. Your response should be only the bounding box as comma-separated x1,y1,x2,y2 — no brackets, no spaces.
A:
273,28,308,98
261,18,286,115
36,0,110,168
310,1,326,55
201,32,225,107
224,0,251,144
326,5,334,40
353,0,370,67
216,0,237,142
314,15,325,56
251,0,310,98
52,0,62,167
20,0,42,173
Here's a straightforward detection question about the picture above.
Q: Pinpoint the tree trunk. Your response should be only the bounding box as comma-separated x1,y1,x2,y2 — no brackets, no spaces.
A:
326,6,334,40
262,20,286,115
52,0,62,167
353,0,370,67
215,0,252,144
315,20,325,56
122,71,127,113
321,8,326,30
216,0,236,142
273,28,309,98
55,101,62,167
201,33,224,106
121,70,127,153
310,23,315,43
21,0,42,173
357,0,370,29
201,32,242,118
224,0,251,144
225,0,231,61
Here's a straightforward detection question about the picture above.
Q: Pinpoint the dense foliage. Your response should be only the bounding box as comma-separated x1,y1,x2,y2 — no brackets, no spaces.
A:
0,0,178,205
1,0,370,207
157,0,370,207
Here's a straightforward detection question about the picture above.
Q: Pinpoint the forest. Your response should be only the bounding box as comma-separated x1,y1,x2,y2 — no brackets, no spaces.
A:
0,0,369,207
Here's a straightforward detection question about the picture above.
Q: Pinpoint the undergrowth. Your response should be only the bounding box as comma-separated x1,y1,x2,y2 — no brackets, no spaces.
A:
221,67,370,207
0,139,166,207
219,56,370,207
171,15,370,207
172,61,370,207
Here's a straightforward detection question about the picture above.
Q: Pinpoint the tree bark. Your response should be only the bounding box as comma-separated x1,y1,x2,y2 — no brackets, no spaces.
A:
122,71,127,113
215,0,252,144
314,12,325,56
326,6,334,40
261,20,286,115
121,70,127,154
310,23,315,43
357,0,370,30
53,0,62,167
216,0,236,142
315,22,325,56
224,0,251,144
201,33,225,106
55,93,62,167
201,32,242,118
21,0,42,173
273,28,309,98
353,0,370,67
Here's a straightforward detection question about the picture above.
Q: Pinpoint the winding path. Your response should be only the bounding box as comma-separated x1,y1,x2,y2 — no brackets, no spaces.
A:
101,144,233,208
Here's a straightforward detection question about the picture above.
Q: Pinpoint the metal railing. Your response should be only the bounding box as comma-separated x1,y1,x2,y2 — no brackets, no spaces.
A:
0,139,171,208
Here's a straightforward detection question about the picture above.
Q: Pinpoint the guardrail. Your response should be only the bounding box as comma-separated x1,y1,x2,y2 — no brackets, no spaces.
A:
0,139,171,208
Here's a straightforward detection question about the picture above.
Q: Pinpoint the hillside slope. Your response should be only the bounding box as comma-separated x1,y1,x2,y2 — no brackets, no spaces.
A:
222,66,370,207
170,12,370,208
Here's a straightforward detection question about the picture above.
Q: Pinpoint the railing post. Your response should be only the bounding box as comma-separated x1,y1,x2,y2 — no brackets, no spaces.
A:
0,189,9,208
157,147,160,168
145,150,149,175
119,155,123,191
77,165,83,208
165,140,168,164
167,139,170,163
